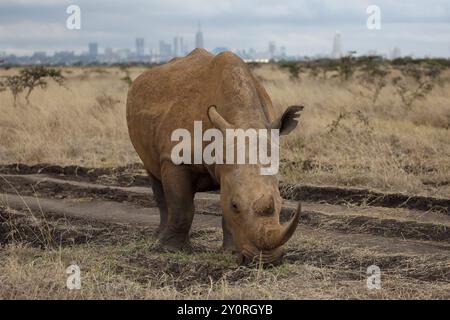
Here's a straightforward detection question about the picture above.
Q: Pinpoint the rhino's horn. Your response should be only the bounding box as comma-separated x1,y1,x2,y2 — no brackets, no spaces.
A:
256,202,301,250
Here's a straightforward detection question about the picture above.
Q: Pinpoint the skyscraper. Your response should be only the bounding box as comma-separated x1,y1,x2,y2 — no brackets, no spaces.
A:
331,32,342,59
195,24,204,48
390,47,401,60
88,42,98,58
159,40,172,60
179,37,184,55
280,46,286,58
136,38,145,57
268,41,276,59
173,36,180,57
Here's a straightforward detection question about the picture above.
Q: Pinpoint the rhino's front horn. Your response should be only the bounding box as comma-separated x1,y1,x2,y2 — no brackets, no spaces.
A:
277,202,301,247
256,202,301,250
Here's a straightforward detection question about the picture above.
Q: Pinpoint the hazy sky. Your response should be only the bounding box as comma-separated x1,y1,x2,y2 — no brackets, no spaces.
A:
0,0,449,57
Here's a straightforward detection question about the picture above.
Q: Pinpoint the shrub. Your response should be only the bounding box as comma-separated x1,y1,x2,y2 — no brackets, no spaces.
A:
20,66,65,102
358,56,390,106
0,66,65,105
392,64,434,111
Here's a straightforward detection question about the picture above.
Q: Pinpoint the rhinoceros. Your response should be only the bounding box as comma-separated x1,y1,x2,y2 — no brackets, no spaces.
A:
126,48,303,264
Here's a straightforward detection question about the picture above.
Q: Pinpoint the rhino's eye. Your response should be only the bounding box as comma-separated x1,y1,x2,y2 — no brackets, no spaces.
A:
231,201,239,213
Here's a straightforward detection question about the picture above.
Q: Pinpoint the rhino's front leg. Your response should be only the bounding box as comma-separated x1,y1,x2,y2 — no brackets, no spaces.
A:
158,161,195,251
148,172,168,235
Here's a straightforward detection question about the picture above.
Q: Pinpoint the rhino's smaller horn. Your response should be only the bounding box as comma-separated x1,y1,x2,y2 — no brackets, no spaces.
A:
207,105,233,132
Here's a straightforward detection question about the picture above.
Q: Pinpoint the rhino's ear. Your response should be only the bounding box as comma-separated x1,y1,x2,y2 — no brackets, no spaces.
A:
207,105,232,132
270,105,304,135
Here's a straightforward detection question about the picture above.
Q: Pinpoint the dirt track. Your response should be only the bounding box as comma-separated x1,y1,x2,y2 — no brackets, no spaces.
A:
0,163,449,298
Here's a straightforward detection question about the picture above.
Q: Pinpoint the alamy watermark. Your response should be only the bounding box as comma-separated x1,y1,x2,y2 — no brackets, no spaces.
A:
66,264,81,290
366,5,381,30
171,121,280,175
66,5,81,30
366,265,381,290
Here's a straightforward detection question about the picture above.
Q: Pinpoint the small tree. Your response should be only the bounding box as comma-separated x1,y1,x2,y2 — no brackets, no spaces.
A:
423,61,443,82
20,66,65,102
307,63,320,79
119,65,133,87
337,51,357,82
317,59,338,80
279,61,301,80
1,75,25,106
0,66,65,106
358,56,389,106
392,64,434,111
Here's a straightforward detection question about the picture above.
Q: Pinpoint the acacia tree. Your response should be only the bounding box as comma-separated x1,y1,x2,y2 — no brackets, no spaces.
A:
1,75,25,106
279,61,301,80
0,66,65,105
20,66,65,102
392,64,434,111
358,56,389,106
336,51,357,82
119,65,133,87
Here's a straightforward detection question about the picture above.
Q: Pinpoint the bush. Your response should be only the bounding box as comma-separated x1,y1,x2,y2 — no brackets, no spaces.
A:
0,66,65,105
392,64,434,111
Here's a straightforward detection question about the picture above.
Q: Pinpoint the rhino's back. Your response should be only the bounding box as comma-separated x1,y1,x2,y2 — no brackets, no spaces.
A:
127,48,214,127
126,49,215,173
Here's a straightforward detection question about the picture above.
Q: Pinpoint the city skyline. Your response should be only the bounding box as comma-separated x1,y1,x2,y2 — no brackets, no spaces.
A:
1,0,449,59
0,26,442,66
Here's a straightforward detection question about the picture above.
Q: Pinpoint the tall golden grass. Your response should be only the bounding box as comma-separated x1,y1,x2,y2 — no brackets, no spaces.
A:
0,64,449,197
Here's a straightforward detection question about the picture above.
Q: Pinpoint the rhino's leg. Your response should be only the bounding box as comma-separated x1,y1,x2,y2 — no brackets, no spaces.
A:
158,162,195,251
222,216,236,253
148,172,168,235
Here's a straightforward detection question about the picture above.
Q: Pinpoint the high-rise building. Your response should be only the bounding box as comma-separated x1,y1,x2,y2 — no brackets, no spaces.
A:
54,51,74,62
179,37,184,55
136,38,145,57
103,48,116,62
32,51,46,59
389,47,401,60
159,40,172,60
331,32,342,59
280,46,286,58
195,24,204,48
173,36,180,57
117,49,131,61
88,42,98,58
268,41,276,59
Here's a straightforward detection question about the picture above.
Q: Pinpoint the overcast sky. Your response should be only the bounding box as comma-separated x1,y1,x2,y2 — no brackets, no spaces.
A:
0,0,449,57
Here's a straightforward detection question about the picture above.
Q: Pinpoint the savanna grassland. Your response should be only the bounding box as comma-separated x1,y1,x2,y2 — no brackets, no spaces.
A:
1,59,449,196
0,58,449,299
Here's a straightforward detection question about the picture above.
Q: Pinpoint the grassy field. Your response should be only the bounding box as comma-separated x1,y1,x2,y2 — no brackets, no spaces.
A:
1,188,448,299
0,60,449,299
1,62,449,196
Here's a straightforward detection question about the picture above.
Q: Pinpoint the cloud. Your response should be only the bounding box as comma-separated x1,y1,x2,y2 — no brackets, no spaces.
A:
0,0,449,57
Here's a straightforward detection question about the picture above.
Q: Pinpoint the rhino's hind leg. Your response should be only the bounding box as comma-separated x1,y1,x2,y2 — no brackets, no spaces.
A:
158,162,195,251
222,217,237,253
148,172,168,235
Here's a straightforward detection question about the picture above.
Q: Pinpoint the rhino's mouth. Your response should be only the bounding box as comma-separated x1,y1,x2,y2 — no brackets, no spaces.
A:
239,245,283,265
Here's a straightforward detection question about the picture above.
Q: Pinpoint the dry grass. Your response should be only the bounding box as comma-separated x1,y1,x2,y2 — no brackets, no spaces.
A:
0,64,449,198
1,217,447,300
256,65,450,197
0,67,140,167
1,63,449,300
